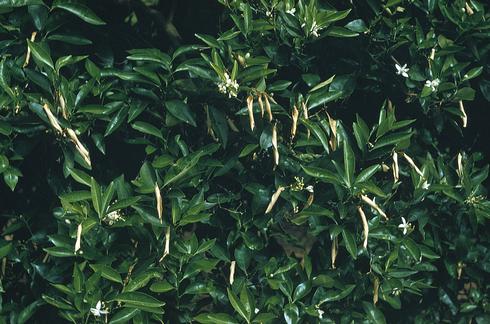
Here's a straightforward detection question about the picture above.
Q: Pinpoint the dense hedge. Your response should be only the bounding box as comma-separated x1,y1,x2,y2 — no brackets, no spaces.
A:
1,0,490,323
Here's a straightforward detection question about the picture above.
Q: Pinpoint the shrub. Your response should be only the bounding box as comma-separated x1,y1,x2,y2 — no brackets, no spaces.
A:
1,0,490,323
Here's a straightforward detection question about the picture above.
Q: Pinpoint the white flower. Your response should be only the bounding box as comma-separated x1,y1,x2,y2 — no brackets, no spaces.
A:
286,8,296,15
425,78,440,91
90,301,109,317
398,217,411,235
421,180,430,190
254,308,260,314
266,10,272,17
217,72,239,98
310,21,321,37
318,309,325,319
395,63,409,78
305,185,314,193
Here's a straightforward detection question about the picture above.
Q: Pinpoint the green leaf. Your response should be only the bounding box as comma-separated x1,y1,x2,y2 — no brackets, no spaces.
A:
165,100,197,127
342,229,358,259
27,40,54,70
112,292,164,308
227,288,249,322
109,308,140,324
90,177,102,217
18,300,44,324
302,166,341,185
355,165,381,184
89,264,122,284
3,168,19,191
53,1,106,25
59,190,92,202
343,140,355,187
362,301,386,324
373,131,412,149
194,313,238,324
403,237,421,261
0,0,43,7
131,121,163,139
326,26,359,37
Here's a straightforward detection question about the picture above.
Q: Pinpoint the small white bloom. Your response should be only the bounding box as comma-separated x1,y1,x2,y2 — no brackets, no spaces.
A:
425,78,440,91
266,10,272,17
318,309,324,319
90,301,109,317
421,180,430,190
395,63,409,78
398,217,411,235
286,8,296,15
254,308,259,314
305,185,314,193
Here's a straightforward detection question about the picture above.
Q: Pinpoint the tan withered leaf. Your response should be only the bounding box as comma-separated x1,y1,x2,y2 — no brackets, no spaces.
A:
226,116,240,132
265,186,285,214
361,194,388,220
302,101,310,138
264,93,273,122
357,206,369,249
373,276,380,305
155,182,163,223
229,260,236,285
291,105,299,139
272,123,279,166
459,100,468,128
331,236,338,269
43,103,63,134
392,152,399,183
159,227,171,262
327,112,337,151
74,223,82,253
59,92,68,119
66,128,91,167
23,31,37,68
257,93,265,117
400,152,424,178
246,95,255,131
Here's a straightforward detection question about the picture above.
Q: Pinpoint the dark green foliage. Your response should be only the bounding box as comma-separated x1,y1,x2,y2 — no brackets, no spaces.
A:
1,0,490,323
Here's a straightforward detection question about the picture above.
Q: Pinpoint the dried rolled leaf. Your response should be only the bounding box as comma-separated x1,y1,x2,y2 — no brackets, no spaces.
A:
59,92,68,119
264,93,273,122
272,123,279,166
361,194,388,220
331,236,338,269
23,31,37,68
159,226,171,262
205,106,217,140
74,223,82,252
265,186,285,214
373,276,380,305
258,93,265,117
459,100,468,128
229,260,236,285
327,113,337,151
457,152,463,179
246,95,255,131
430,48,436,61
305,192,314,209
302,101,310,138
392,152,399,183
357,206,369,249
155,182,163,223
66,128,91,167
465,2,474,15
226,116,240,132
400,152,424,178
43,104,63,134
291,105,299,139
